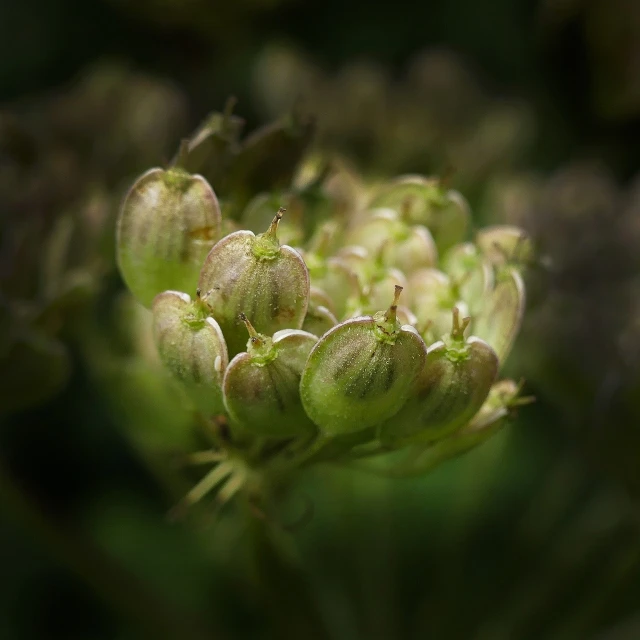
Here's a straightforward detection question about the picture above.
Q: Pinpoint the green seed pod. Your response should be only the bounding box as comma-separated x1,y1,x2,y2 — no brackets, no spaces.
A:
370,175,470,253
223,314,317,438
365,267,409,315
394,379,533,476
473,267,525,364
117,167,221,307
304,253,360,320
476,225,534,269
152,290,228,415
379,308,498,447
338,244,409,317
302,287,338,337
441,242,494,316
335,245,371,282
198,209,310,357
408,268,463,341
346,208,437,274
300,286,427,436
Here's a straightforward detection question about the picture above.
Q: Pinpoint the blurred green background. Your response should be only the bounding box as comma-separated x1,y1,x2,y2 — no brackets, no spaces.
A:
2,0,640,638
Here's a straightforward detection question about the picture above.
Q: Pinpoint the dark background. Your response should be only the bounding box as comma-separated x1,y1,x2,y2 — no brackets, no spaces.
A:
1,0,640,638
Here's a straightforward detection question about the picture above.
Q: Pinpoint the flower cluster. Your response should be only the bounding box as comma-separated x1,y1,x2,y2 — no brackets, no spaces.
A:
116,149,531,512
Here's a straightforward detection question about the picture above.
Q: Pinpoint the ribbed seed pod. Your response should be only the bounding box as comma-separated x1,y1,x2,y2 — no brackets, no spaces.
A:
117,167,221,307
198,209,310,356
370,175,469,254
346,208,437,275
395,379,532,476
152,290,228,415
300,286,427,435
378,308,498,447
223,314,317,438
473,267,526,363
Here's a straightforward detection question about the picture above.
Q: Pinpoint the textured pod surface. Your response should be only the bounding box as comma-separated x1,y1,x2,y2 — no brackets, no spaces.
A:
223,326,317,437
152,290,228,414
379,332,498,447
117,168,221,307
473,267,526,363
198,211,310,356
300,288,427,435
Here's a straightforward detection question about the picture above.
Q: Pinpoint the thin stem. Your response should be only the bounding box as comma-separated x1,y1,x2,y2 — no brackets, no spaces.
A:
184,461,234,506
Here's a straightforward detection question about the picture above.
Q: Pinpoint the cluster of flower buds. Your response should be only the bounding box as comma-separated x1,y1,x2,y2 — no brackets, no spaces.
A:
116,155,532,511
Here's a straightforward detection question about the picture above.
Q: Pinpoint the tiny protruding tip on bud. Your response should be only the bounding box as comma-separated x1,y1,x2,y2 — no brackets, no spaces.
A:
451,306,471,341
239,312,265,348
383,285,403,323
174,138,191,170
265,207,286,238
196,288,201,299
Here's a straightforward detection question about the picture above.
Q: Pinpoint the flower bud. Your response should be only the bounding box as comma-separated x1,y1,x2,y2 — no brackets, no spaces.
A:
473,267,525,364
223,314,317,437
370,175,470,253
117,167,221,307
152,290,228,415
378,308,498,446
198,209,310,356
300,286,427,435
